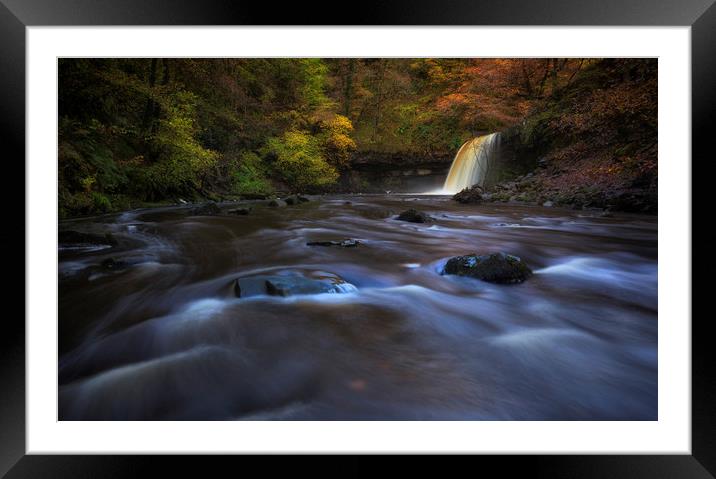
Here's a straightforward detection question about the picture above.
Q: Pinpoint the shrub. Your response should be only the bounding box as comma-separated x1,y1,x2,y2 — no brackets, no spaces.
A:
262,130,338,192
320,114,356,169
91,192,112,212
231,151,274,195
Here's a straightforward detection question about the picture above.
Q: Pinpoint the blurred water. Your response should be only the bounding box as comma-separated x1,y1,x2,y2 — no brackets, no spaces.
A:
58,195,657,420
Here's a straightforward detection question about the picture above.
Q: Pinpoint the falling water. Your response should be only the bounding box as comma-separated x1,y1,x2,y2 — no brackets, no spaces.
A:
442,133,500,193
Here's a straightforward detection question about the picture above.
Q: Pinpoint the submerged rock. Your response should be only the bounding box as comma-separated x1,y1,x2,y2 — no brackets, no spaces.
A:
306,239,360,248
59,230,117,246
443,252,532,284
190,201,221,216
227,207,252,215
234,271,355,298
306,241,336,247
100,257,129,271
284,195,310,205
267,199,287,208
396,209,433,223
453,186,483,204
353,205,395,220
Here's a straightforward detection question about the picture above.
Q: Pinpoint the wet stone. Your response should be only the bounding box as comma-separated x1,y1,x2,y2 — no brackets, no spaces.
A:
234,271,356,298
443,252,532,284
396,209,433,223
306,239,360,248
453,186,484,204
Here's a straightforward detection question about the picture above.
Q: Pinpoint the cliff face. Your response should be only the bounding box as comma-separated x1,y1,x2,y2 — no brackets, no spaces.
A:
339,151,454,193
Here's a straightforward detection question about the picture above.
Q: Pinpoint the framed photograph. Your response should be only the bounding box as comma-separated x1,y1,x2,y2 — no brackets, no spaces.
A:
2,0,710,474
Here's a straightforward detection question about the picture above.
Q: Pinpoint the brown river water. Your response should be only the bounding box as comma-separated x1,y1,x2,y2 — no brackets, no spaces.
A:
58,195,657,420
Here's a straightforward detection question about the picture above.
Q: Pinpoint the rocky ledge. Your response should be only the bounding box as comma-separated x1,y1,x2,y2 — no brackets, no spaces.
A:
454,170,656,214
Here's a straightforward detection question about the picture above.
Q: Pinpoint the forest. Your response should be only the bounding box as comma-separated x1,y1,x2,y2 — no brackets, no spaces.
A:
58,58,657,217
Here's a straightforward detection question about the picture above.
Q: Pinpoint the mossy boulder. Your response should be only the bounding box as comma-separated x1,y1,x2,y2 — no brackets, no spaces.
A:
443,252,532,284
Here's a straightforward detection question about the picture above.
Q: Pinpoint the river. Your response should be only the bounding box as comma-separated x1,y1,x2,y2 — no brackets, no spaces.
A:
58,195,658,420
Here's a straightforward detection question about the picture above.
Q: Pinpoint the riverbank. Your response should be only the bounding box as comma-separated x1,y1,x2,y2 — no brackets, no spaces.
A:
471,174,657,214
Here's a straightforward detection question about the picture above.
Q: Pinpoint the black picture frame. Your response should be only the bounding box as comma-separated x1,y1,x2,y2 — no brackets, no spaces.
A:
1,0,710,475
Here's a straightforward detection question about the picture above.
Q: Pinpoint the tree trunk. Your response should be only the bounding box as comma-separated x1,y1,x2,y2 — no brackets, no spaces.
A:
371,60,387,141
343,59,356,117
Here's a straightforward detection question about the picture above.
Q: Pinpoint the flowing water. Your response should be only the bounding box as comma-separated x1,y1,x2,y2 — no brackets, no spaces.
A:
442,133,500,193
58,195,657,420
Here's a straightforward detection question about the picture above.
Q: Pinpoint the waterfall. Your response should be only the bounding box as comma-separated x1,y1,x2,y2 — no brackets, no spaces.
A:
442,133,500,193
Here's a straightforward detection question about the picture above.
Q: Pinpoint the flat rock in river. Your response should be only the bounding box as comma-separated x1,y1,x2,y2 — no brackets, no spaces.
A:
234,271,356,298
443,252,532,284
306,239,360,247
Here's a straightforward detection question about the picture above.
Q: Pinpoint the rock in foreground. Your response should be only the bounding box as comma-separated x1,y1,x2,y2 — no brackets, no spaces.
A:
452,185,483,204
443,252,532,284
396,209,433,223
234,271,356,298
